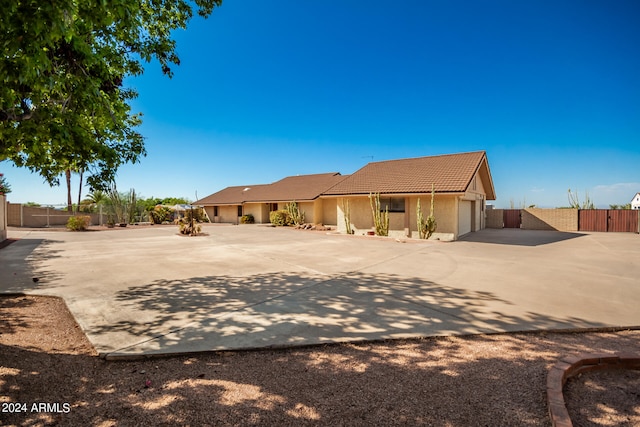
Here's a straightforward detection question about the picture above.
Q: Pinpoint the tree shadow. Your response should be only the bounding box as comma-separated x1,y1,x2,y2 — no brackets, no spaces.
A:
1,330,639,426
83,271,603,357
0,238,64,293
460,229,585,246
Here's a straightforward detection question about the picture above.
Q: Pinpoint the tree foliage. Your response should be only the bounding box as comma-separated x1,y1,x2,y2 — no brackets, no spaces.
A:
0,0,222,189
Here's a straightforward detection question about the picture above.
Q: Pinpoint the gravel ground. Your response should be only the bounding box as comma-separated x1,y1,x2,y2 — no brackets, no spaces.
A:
0,295,638,427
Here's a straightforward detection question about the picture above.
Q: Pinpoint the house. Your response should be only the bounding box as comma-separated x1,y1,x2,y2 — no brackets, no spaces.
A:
322,151,495,240
196,151,496,240
632,192,640,210
195,173,347,224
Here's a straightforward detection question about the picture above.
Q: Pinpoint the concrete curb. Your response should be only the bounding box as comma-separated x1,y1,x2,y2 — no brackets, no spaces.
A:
547,353,640,427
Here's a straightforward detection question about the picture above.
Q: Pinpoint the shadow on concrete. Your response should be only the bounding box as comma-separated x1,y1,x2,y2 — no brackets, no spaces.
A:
460,229,585,246
88,271,602,357
0,238,64,293
1,299,637,427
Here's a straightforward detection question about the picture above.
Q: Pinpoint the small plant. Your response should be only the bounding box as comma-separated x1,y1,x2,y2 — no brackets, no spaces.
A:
270,210,292,226
66,215,91,231
417,185,437,239
177,207,202,236
240,214,255,224
148,205,172,224
0,173,11,194
285,201,305,226
341,198,353,234
369,192,389,236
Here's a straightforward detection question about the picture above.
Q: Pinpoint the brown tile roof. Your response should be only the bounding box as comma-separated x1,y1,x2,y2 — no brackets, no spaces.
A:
324,151,495,199
194,184,270,205
255,173,347,202
195,173,347,205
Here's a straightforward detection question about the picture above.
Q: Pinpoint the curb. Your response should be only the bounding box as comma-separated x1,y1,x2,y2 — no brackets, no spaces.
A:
547,353,640,427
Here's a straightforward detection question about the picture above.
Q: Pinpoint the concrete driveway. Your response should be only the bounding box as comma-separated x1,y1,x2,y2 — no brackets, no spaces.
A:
1,225,638,359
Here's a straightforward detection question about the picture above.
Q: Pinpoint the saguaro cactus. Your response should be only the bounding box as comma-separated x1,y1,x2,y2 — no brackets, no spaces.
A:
285,201,305,225
417,185,437,239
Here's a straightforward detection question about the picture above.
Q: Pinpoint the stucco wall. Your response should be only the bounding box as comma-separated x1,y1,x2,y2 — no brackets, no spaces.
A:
216,205,240,224
243,203,270,223
298,202,315,223
337,195,459,240
322,198,337,225
521,208,578,231
1,196,7,242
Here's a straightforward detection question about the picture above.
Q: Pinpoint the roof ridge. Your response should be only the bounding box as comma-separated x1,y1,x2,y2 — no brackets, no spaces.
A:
366,150,486,166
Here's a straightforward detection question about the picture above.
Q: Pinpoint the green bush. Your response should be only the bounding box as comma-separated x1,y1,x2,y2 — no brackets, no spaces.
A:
240,214,255,224
66,215,91,231
269,210,292,226
148,205,172,224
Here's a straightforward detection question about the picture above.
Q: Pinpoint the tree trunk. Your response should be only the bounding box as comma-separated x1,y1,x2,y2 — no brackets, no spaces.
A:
77,169,83,212
65,169,73,213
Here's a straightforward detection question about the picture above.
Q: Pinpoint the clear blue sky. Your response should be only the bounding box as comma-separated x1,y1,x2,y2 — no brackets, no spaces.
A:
2,0,639,208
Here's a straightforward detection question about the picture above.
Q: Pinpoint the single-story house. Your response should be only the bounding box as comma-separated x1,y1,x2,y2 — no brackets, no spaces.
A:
195,172,347,224
196,151,496,240
632,192,640,210
323,151,495,240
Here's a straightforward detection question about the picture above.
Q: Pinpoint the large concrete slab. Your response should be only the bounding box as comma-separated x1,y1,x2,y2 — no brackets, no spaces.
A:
1,225,638,358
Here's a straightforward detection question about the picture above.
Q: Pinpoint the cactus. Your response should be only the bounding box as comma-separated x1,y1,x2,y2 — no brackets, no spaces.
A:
285,201,305,225
341,198,353,234
567,189,595,209
417,185,437,239
369,192,389,236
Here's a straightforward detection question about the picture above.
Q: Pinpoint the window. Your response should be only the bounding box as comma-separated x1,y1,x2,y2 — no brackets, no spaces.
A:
237,205,243,217
213,206,218,216
379,197,405,213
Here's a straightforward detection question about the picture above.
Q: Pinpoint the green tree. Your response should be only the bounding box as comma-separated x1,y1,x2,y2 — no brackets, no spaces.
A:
0,0,222,190
161,197,191,206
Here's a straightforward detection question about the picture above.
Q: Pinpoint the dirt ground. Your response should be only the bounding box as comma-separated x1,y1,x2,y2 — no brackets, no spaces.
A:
0,295,638,427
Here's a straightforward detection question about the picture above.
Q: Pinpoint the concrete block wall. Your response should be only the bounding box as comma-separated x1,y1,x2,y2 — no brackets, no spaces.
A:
486,209,503,228
7,203,102,227
522,208,578,232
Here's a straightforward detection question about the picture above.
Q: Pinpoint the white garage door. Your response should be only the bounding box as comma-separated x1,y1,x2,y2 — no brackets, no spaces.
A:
459,201,472,236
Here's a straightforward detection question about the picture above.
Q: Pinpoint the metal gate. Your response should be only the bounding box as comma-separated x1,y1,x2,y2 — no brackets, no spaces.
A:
503,209,521,228
579,209,639,233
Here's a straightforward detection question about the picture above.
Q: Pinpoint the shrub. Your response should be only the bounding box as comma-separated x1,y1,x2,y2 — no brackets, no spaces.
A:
177,216,202,236
269,210,292,226
240,214,255,224
66,215,91,231
148,205,172,224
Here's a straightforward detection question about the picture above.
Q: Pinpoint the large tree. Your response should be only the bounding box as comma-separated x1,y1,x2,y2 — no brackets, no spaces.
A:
0,0,221,190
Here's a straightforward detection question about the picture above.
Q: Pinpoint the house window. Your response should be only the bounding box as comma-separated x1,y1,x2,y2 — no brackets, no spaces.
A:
213,206,218,216
379,197,405,213
237,205,243,217
269,203,278,211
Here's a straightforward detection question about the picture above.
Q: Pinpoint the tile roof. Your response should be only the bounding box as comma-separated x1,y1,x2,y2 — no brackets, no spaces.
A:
195,173,347,205
324,151,495,199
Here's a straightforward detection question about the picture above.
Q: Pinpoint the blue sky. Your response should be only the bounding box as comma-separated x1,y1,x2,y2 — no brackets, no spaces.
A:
2,0,639,208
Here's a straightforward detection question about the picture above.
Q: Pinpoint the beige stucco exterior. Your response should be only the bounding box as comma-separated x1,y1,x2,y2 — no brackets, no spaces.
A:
206,199,336,225
333,168,490,240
